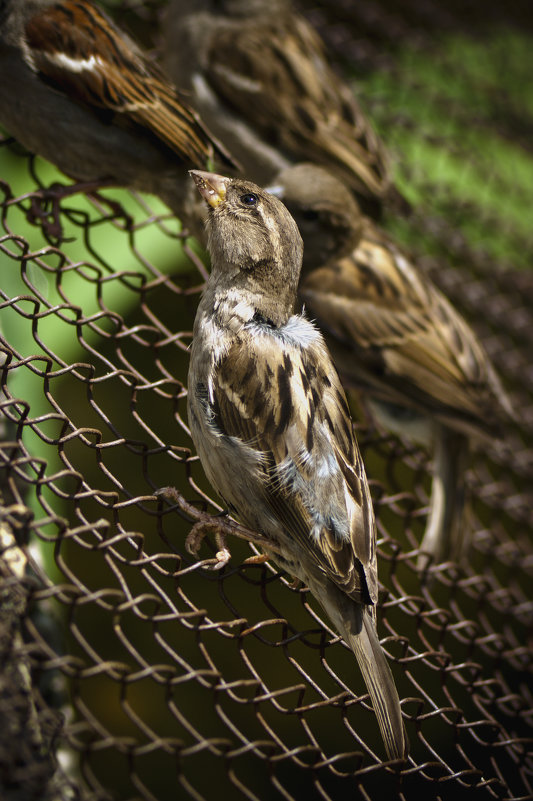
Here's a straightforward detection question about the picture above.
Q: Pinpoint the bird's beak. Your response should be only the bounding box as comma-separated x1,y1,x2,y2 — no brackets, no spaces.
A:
189,170,229,208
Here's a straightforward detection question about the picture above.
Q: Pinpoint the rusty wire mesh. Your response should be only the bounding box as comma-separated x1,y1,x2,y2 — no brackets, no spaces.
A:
0,1,532,799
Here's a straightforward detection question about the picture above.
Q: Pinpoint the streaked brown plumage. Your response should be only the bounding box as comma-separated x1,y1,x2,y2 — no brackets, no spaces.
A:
162,0,408,219
303,226,511,440
187,170,407,761
0,0,236,220
271,164,514,565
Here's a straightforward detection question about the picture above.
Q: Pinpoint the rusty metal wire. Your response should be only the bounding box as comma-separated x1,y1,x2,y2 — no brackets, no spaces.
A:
0,2,532,799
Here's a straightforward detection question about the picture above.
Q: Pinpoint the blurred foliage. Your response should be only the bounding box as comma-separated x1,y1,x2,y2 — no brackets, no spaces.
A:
356,30,533,268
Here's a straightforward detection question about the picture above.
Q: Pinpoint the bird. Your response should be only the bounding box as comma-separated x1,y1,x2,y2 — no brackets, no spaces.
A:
0,0,237,227
186,168,408,762
268,163,515,567
162,0,409,221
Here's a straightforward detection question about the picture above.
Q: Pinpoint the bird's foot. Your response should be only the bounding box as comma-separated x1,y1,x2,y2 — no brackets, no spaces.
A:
184,520,231,570
156,486,278,570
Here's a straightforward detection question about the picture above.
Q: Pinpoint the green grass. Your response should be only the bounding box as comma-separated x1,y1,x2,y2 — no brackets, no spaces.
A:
356,29,533,269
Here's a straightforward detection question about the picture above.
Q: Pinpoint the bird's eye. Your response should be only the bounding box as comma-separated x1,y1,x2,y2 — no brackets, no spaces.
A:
240,193,258,206
302,209,320,222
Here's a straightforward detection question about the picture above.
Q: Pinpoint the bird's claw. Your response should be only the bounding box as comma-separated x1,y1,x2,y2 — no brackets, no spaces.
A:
242,553,269,565
157,486,280,569
185,521,212,557
185,521,232,570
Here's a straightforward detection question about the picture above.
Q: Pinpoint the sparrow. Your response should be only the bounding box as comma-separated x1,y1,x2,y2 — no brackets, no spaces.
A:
269,164,515,567
0,0,237,224
162,0,409,220
186,169,408,762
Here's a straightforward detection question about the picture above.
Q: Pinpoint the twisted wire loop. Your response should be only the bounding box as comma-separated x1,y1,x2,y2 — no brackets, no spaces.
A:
0,1,532,799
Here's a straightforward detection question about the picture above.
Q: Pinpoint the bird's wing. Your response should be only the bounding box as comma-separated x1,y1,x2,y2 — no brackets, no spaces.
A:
203,14,397,207
300,223,511,434
210,320,378,604
23,0,236,167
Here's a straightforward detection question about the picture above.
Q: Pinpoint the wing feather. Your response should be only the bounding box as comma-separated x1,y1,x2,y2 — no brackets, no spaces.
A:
24,0,235,167
211,323,377,604
300,221,511,434
204,15,393,206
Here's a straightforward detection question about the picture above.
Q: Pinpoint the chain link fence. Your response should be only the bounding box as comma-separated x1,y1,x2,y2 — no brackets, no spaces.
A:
0,1,532,799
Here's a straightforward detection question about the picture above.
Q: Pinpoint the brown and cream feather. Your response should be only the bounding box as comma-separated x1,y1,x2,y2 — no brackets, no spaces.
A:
302,221,513,441
0,0,236,223
22,0,234,168
163,0,408,218
187,170,407,761
271,163,514,566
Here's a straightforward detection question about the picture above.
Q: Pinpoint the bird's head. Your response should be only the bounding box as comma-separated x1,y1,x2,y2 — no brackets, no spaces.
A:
190,170,303,324
267,164,363,272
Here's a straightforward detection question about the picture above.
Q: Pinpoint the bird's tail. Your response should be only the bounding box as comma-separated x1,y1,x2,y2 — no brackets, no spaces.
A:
319,589,408,762
418,427,470,569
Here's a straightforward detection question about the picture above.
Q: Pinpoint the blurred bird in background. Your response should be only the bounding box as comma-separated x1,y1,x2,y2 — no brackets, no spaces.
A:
269,164,515,566
0,0,237,233
162,0,409,220
161,1,514,566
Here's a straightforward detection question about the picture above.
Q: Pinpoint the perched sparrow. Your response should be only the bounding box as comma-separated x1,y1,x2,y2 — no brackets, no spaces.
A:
0,0,236,222
162,0,409,220
270,164,515,566
186,169,407,762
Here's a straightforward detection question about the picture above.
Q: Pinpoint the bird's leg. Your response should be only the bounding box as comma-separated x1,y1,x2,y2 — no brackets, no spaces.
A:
26,188,65,240
418,428,470,571
156,486,277,570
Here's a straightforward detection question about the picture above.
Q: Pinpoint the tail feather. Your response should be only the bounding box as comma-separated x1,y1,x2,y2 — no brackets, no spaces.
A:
348,608,408,762
320,590,408,761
